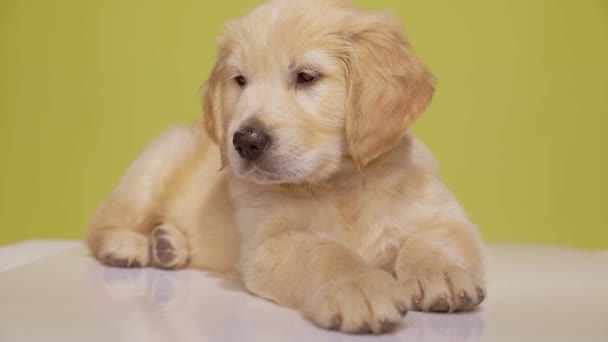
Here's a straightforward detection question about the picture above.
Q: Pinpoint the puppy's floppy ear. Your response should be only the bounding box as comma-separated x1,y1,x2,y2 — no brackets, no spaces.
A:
202,47,228,167
345,13,435,169
202,81,221,144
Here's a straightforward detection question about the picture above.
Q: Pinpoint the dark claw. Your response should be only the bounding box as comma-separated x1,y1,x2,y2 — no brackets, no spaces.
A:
412,297,422,311
476,287,486,305
356,322,372,334
396,303,408,317
114,258,128,268
429,297,450,312
457,292,474,311
328,314,342,330
379,318,397,332
102,254,138,268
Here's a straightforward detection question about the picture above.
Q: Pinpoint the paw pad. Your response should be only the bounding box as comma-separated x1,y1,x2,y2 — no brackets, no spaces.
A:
154,235,176,264
150,225,188,269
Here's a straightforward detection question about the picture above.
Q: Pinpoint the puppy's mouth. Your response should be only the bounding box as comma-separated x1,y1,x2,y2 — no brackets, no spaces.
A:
238,158,302,184
228,144,315,184
247,163,287,183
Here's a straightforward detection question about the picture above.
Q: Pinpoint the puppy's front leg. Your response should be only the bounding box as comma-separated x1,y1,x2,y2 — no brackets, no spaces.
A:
241,230,407,334
395,223,486,313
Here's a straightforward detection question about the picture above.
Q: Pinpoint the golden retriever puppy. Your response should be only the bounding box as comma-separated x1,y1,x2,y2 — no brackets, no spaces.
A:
87,0,485,334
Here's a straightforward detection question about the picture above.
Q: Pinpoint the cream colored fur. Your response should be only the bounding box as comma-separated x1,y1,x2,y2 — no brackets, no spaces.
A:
87,0,486,334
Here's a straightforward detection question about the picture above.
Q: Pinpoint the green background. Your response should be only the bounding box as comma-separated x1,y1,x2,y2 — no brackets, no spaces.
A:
1,1,607,248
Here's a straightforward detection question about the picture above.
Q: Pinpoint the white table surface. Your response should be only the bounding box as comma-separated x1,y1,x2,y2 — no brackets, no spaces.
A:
0,240,607,342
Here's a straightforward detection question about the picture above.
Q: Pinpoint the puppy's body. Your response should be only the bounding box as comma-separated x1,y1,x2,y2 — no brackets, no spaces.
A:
88,0,485,334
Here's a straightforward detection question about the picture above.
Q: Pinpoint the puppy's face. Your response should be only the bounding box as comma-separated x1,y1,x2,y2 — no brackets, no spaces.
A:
204,0,435,185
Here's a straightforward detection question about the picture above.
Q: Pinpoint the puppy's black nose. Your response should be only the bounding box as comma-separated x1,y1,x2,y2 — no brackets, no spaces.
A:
233,127,270,161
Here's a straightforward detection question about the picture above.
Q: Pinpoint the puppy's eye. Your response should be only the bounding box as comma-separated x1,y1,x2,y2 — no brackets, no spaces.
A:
234,76,247,87
297,72,318,85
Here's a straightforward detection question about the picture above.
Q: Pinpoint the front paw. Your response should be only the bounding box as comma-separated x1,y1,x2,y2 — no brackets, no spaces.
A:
99,230,149,268
305,268,408,334
397,267,485,313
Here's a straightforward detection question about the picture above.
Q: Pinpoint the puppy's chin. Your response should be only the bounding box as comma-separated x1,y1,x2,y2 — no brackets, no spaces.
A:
228,151,341,186
229,157,309,185
243,165,297,185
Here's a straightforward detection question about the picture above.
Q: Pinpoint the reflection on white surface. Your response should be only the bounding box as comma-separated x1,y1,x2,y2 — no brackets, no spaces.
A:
0,244,607,342
84,259,485,342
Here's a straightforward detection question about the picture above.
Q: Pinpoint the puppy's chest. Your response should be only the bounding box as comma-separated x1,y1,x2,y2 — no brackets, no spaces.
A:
314,190,406,269
232,181,410,269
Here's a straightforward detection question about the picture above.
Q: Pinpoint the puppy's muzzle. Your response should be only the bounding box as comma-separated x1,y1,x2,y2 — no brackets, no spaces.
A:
233,126,271,161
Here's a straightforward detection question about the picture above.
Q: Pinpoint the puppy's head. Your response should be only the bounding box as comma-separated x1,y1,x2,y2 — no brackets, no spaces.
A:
204,0,434,185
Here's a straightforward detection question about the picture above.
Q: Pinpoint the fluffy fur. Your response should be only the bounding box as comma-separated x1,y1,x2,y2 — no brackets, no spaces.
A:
87,0,486,334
